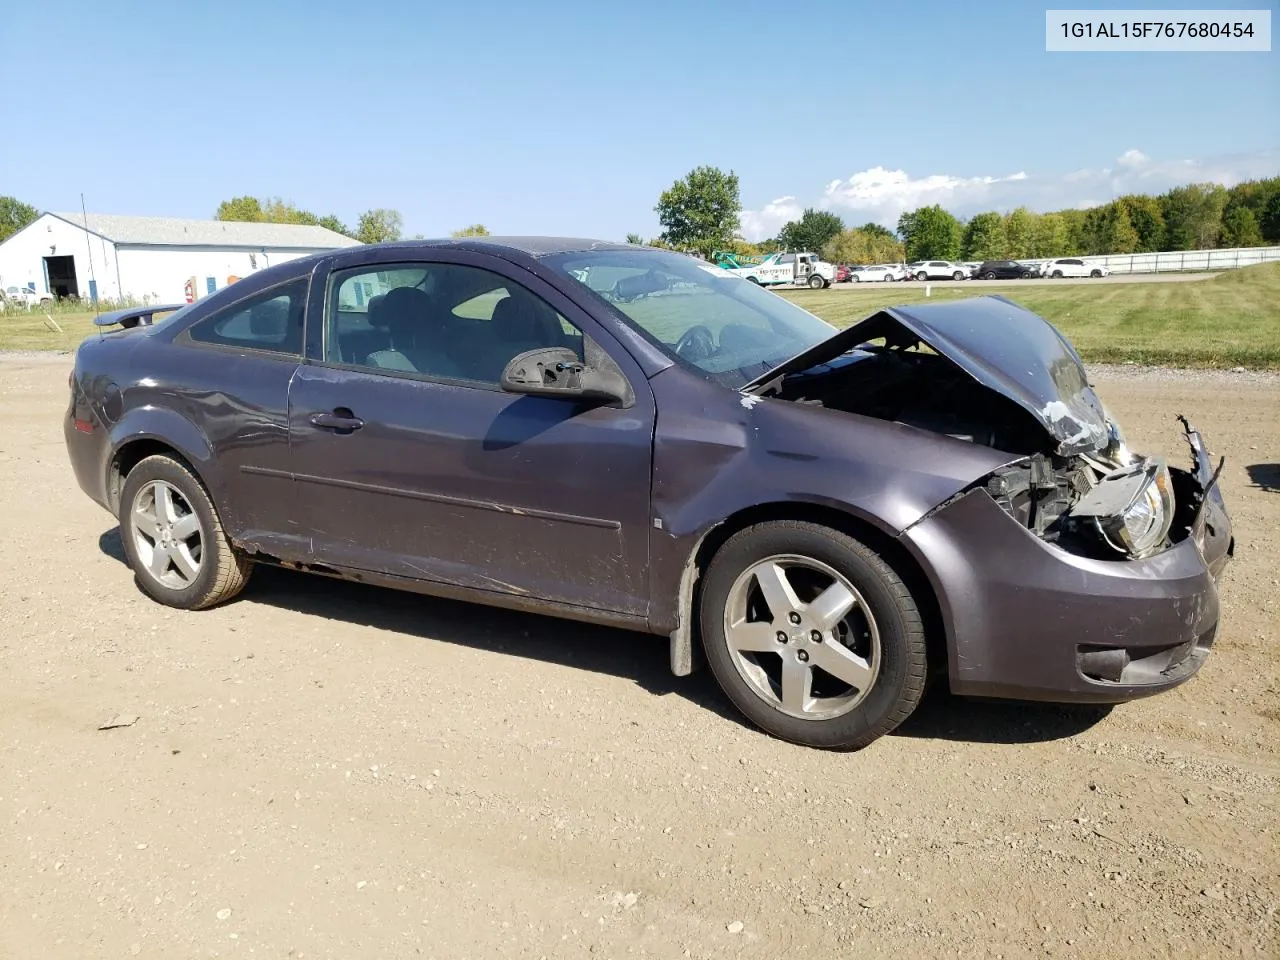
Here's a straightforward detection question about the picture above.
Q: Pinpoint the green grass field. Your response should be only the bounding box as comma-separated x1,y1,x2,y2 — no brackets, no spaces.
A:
0,306,183,353
3,264,1277,368
780,263,1280,369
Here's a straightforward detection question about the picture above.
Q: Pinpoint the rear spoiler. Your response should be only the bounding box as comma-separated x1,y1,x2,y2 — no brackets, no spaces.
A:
93,303,187,330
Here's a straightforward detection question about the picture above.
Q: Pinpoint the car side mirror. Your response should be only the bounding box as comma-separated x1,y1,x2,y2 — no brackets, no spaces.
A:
500,347,627,405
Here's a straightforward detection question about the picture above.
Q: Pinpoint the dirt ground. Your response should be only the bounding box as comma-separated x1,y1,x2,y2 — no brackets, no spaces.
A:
0,353,1276,960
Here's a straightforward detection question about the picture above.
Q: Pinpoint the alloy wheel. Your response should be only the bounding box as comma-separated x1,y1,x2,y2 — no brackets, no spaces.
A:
129,479,204,589
722,554,881,721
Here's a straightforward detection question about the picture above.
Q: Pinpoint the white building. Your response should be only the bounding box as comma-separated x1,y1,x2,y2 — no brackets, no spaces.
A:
0,212,362,304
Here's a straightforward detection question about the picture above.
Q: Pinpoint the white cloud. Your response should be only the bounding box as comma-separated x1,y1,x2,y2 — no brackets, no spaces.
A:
738,195,803,242
737,149,1277,237
820,166,1028,226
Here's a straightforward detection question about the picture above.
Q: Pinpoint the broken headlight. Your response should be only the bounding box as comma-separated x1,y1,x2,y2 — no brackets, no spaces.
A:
1067,457,1175,558
1097,403,1135,468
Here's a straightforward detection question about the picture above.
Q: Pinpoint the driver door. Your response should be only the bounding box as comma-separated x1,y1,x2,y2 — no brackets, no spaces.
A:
287,251,657,616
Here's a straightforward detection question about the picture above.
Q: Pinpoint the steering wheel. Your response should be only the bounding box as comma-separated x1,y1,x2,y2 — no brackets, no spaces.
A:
674,324,716,363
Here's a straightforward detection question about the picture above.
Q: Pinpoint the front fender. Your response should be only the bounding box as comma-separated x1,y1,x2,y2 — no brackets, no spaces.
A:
646,372,1018,639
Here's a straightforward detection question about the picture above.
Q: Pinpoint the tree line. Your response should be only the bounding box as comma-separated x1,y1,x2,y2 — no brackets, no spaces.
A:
896,179,1280,262
644,167,1280,264
212,197,491,244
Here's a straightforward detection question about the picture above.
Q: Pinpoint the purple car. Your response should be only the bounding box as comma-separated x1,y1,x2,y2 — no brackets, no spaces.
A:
64,239,1233,750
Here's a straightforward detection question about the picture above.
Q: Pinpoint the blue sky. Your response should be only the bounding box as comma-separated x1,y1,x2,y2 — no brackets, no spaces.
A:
3,0,1275,240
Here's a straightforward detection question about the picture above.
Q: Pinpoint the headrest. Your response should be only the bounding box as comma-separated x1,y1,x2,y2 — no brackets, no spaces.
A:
490,290,546,342
366,293,387,327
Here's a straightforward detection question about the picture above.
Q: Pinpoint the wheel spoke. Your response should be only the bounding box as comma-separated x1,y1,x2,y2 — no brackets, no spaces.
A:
726,620,780,653
132,506,160,540
812,640,874,691
753,562,800,623
780,657,813,713
171,512,200,541
171,543,199,582
807,580,857,630
148,542,172,579
155,484,179,524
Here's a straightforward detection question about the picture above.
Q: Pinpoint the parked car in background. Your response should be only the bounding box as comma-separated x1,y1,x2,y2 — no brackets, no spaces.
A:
2,285,53,309
1043,258,1109,278
975,260,1035,280
835,264,852,283
882,263,909,281
911,261,970,281
851,264,899,282
63,238,1232,751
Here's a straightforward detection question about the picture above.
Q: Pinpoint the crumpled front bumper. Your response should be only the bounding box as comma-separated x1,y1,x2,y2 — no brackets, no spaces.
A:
903,419,1234,704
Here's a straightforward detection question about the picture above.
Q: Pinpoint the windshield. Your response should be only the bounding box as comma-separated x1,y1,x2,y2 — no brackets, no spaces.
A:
543,248,836,388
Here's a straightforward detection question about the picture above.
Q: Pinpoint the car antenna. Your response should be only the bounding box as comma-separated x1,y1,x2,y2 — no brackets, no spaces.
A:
81,193,103,338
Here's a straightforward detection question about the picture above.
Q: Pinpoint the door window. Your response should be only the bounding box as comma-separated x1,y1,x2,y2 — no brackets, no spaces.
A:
325,262,584,385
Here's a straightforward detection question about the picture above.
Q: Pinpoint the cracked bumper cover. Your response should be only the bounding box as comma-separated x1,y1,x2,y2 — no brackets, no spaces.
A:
902,425,1234,704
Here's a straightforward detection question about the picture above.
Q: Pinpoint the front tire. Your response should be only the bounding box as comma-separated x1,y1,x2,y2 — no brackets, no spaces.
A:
808,274,825,289
915,271,928,281
699,521,927,750
1090,269,1103,278
952,271,964,281
119,454,252,610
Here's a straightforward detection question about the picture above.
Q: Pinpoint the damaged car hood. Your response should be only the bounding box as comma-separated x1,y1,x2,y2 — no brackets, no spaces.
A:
743,295,1109,456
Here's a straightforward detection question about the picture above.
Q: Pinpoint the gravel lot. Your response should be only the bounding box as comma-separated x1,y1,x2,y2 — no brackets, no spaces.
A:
1,353,1276,959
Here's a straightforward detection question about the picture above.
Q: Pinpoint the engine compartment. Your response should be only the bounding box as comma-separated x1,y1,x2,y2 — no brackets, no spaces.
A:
775,345,1198,559
778,346,1053,455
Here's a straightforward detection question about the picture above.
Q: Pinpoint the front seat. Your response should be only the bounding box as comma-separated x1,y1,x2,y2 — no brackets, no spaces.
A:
471,289,560,381
366,286,464,378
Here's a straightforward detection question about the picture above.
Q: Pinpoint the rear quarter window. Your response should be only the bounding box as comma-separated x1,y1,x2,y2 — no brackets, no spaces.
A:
184,278,308,355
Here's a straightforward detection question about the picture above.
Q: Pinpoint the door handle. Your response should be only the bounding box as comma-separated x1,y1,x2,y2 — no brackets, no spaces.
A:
309,410,364,432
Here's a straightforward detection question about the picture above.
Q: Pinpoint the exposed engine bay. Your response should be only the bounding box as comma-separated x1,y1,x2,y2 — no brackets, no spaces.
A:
773,342,1216,562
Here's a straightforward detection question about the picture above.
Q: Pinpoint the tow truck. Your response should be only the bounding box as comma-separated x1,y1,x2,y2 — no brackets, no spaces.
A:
713,250,837,289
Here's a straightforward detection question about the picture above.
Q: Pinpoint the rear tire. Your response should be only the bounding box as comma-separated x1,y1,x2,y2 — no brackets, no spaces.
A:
699,521,928,751
119,454,251,610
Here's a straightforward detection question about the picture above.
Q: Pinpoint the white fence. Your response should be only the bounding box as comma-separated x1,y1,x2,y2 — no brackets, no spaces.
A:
1027,245,1280,275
